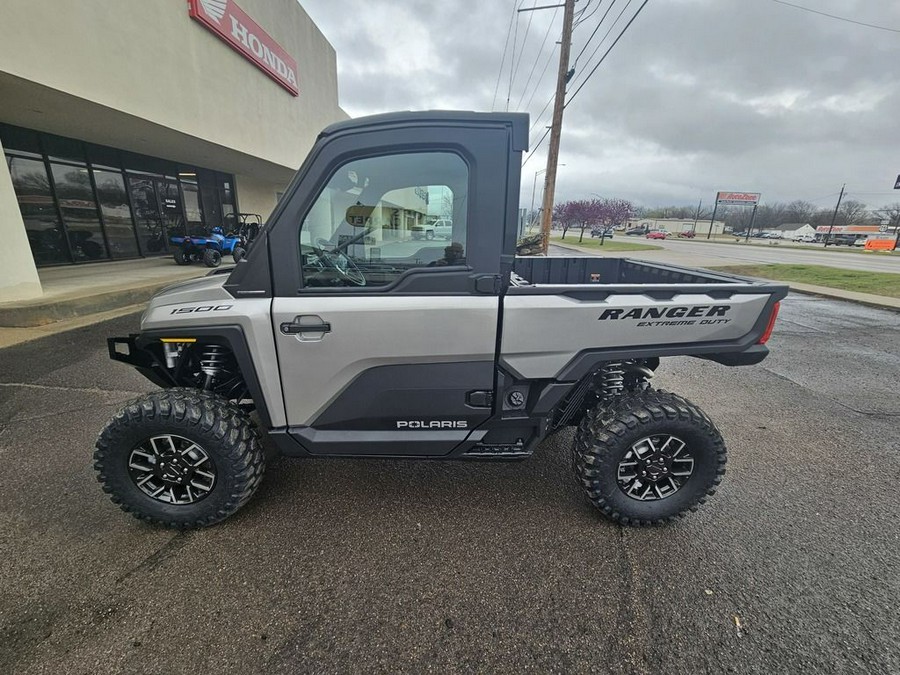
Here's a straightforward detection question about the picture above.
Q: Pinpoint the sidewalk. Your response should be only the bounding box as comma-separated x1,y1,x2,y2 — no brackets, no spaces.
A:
550,241,900,311
0,258,214,342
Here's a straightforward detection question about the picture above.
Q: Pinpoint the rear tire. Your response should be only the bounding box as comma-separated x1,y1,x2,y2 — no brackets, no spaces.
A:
94,389,265,528
572,389,726,525
203,248,221,268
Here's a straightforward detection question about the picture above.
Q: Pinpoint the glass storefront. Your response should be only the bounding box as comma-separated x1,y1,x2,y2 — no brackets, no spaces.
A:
1,123,238,266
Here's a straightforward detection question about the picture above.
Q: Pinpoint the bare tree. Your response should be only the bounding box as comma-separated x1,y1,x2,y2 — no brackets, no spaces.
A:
877,202,900,228
784,200,816,224
838,199,868,226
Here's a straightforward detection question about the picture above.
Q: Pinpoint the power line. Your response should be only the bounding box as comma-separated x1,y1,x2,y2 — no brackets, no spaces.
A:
523,123,552,166
507,1,538,111
522,44,558,112
569,0,632,86
528,92,555,134
506,3,524,111
566,0,651,108
491,0,520,111
572,0,619,67
575,0,603,27
769,0,900,34
515,5,561,109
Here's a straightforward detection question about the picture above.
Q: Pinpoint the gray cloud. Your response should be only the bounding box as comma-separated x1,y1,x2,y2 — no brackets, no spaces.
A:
301,0,900,210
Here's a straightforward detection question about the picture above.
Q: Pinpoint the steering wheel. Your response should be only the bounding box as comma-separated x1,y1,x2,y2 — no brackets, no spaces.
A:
315,238,366,286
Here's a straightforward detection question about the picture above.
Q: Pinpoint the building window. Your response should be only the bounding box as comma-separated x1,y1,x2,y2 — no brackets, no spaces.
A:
7,155,68,265
93,169,139,258
49,163,109,261
2,123,237,266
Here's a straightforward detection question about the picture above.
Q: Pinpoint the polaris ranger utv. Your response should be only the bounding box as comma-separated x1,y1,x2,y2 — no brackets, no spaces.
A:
96,112,787,528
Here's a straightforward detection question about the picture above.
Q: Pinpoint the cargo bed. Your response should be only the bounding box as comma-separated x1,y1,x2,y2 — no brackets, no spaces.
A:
512,256,764,288
499,257,790,379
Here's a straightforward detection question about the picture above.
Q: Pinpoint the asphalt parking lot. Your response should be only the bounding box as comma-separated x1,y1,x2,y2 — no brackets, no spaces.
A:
1,295,898,674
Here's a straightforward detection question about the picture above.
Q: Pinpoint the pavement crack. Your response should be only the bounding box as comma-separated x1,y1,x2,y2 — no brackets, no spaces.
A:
760,367,900,417
4,402,130,424
116,532,191,585
0,382,144,397
616,528,652,675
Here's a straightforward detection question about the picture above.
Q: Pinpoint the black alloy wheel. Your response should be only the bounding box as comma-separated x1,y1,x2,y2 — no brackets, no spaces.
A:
573,389,726,525
127,434,217,505
94,389,265,528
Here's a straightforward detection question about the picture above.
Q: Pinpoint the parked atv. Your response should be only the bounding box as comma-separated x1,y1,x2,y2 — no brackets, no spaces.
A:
170,226,248,267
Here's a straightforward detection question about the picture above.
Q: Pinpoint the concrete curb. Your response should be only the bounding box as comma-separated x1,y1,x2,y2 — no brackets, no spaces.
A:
0,275,205,328
775,283,900,312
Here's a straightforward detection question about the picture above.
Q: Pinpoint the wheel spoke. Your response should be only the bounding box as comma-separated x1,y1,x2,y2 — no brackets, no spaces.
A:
180,443,201,457
129,434,215,505
617,434,693,502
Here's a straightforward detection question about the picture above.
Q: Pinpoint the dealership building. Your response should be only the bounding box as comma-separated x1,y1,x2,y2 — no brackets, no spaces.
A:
1,0,346,301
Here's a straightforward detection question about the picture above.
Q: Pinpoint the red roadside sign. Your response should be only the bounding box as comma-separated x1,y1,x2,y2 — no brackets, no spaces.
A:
716,192,760,206
188,0,299,96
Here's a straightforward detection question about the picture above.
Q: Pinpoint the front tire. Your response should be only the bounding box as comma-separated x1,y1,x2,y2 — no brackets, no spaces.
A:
203,248,222,267
572,390,726,525
94,389,265,528
232,246,246,263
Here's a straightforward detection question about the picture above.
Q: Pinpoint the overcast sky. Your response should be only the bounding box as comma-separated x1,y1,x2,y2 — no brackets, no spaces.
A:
300,0,900,212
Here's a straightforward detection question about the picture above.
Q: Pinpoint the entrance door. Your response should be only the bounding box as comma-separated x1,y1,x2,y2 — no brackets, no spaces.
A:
156,179,185,238
128,176,167,255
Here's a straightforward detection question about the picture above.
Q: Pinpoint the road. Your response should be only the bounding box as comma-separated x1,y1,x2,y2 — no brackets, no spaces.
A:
557,238,900,274
1,300,899,674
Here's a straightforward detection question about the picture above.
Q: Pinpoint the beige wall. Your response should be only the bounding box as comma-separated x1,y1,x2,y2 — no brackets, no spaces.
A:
234,173,284,220
0,0,345,174
0,139,43,301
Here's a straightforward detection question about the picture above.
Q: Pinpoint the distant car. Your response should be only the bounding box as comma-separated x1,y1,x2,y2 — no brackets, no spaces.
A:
591,227,614,238
793,234,816,243
646,230,668,240
431,219,453,240
677,230,696,238
625,226,648,236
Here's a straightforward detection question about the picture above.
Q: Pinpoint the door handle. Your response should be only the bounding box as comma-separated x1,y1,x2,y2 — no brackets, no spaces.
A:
280,321,331,335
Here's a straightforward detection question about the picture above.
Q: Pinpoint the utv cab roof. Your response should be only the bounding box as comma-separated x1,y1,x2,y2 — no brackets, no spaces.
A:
318,111,530,152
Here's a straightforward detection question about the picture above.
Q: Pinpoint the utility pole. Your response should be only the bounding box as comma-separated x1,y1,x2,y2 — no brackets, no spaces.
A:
539,0,576,254
692,198,702,233
707,195,719,240
824,183,845,247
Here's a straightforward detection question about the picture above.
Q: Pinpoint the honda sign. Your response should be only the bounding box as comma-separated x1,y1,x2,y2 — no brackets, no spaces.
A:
188,0,299,96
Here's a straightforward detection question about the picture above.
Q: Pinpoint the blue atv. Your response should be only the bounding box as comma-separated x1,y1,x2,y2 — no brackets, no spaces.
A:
170,226,247,268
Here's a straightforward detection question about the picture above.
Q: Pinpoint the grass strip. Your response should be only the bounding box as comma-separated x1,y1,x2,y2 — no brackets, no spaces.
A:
551,236,662,252
710,264,900,298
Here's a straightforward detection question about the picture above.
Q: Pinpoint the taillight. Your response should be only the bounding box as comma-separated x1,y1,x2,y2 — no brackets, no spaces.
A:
758,301,780,344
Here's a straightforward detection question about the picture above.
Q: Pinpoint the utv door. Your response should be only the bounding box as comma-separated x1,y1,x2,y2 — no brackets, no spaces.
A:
267,114,527,456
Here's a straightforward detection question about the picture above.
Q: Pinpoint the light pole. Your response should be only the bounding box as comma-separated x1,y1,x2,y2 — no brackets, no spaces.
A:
531,165,564,232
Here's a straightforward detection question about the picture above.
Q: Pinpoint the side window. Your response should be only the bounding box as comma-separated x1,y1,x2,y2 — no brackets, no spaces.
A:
299,152,468,288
